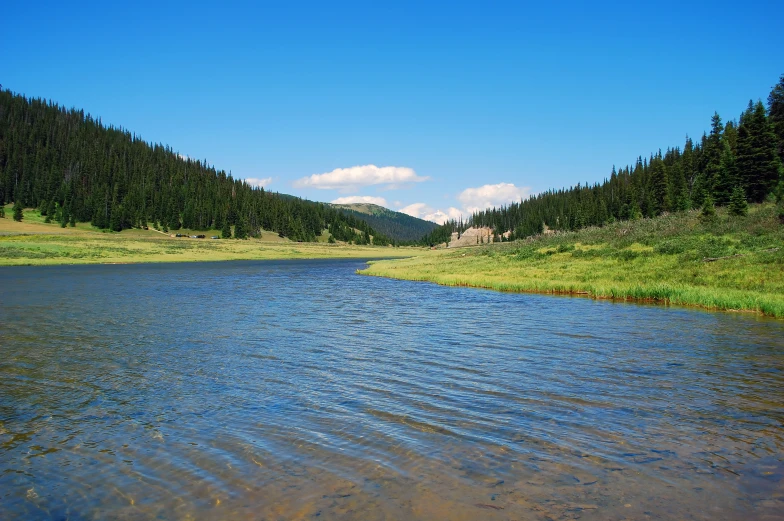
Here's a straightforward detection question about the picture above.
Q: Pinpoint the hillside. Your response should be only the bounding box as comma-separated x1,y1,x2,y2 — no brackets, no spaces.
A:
329,203,439,242
363,203,784,317
0,204,417,265
422,74,784,245
0,90,392,245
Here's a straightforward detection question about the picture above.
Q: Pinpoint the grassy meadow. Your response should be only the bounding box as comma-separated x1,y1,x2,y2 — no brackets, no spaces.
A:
361,204,784,317
0,206,419,265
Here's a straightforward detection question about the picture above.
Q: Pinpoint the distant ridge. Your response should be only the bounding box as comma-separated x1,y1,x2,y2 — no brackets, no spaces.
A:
328,203,439,242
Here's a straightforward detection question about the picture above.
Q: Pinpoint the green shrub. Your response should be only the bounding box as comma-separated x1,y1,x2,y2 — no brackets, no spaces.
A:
654,239,688,255
697,236,736,258
615,250,640,261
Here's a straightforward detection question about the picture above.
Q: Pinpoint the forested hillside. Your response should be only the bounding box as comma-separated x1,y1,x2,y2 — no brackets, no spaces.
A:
0,90,392,245
422,75,784,246
329,203,438,242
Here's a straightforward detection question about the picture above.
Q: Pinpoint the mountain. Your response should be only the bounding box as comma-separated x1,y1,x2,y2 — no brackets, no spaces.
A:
329,203,439,242
0,89,395,245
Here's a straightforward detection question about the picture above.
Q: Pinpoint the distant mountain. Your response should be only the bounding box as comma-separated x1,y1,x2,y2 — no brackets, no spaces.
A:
328,203,438,242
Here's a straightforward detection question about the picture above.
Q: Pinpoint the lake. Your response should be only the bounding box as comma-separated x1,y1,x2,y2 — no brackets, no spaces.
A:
0,259,782,520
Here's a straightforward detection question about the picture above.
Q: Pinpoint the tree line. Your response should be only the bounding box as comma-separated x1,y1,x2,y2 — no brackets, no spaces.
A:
422,74,784,245
0,89,394,244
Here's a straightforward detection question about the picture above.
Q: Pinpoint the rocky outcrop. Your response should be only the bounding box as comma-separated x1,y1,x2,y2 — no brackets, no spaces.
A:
448,227,510,248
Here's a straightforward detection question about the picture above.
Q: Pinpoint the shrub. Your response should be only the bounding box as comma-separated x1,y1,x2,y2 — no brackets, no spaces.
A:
654,239,688,255
615,250,640,261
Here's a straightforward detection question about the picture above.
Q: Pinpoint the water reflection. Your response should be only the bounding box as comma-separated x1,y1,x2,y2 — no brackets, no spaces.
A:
0,260,782,519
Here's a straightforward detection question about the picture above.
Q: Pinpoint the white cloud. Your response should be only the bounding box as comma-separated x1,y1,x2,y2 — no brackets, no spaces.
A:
396,182,531,225
458,183,530,213
244,177,273,189
294,165,429,192
331,196,388,206
399,203,464,225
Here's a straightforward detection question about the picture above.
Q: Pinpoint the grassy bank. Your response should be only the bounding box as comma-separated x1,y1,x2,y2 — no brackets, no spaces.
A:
0,207,420,266
361,204,784,317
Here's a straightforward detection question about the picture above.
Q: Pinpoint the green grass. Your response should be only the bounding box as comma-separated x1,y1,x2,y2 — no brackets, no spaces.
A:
0,206,418,265
361,204,784,317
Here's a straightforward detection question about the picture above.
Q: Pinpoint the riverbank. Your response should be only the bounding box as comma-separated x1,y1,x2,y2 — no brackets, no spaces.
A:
0,210,421,265
361,204,784,318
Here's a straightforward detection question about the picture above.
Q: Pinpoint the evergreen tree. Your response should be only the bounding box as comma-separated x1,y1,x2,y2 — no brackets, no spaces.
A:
13,201,23,221
768,74,784,160
702,113,724,197
736,101,782,202
233,218,248,239
668,162,689,211
0,205,5,218
221,218,232,239
713,145,738,205
701,194,716,219
648,158,668,214
728,186,748,216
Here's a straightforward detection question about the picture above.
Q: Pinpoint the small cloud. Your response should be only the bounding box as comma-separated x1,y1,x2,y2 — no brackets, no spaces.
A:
458,183,530,213
294,165,429,193
331,196,388,206
399,203,464,225
245,177,273,189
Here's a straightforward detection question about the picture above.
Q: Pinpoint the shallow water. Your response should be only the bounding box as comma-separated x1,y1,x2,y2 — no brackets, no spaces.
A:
0,259,782,520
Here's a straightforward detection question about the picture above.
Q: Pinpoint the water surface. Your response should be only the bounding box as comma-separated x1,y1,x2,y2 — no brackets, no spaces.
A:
1,259,782,520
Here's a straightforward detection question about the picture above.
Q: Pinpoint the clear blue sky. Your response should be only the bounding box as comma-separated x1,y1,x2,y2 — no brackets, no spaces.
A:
3,0,781,222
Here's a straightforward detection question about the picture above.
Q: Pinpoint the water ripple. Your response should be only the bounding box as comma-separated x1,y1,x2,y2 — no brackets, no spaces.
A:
1,259,783,520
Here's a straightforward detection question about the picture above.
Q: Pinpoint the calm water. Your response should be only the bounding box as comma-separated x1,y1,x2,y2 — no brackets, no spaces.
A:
0,259,782,520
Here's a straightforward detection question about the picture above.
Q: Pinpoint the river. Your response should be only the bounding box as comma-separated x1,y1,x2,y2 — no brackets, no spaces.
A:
0,259,782,519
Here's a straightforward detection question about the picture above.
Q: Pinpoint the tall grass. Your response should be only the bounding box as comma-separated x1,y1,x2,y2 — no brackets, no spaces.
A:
361,204,784,317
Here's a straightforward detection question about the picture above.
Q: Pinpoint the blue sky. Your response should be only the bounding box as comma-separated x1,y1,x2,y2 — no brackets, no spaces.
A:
3,1,781,222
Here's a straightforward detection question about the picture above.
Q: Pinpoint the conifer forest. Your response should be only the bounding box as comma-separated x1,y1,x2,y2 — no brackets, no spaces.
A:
1,75,783,247
421,74,784,246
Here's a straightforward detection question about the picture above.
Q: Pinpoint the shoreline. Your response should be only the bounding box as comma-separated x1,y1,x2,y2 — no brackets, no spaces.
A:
359,205,784,319
358,268,772,317
0,220,423,266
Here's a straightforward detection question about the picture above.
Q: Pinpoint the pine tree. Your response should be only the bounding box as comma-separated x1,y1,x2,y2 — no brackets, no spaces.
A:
728,186,748,216
668,162,689,211
768,74,784,160
13,201,23,221
648,159,668,214
233,218,248,239
702,113,724,198
221,218,232,239
110,204,123,232
0,205,5,218
736,101,782,202
713,145,738,206
701,194,716,219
